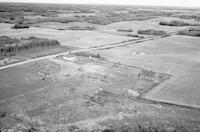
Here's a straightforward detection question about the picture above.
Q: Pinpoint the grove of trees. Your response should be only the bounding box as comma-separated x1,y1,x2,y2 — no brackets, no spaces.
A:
0,36,60,58
12,24,30,29
159,20,190,26
178,29,200,37
137,29,167,36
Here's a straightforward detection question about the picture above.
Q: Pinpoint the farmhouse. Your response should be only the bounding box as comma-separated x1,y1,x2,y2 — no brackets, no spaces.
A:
138,69,161,83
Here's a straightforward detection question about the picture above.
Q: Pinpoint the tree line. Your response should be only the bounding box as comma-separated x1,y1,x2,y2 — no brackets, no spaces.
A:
0,36,60,58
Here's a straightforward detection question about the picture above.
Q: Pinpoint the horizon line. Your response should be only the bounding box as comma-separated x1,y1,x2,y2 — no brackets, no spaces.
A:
0,1,200,9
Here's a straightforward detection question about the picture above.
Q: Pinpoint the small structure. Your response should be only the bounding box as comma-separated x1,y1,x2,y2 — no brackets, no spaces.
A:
126,89,140,97
88,56,95,61
62,55,77,62
138,69,161,83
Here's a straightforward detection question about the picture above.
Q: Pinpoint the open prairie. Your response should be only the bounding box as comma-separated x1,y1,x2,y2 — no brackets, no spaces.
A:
0,59,59,100
1,2,200,132
1,54,200,132
92,35,200,108
58,12,96,17
100,17,200,35
33,22,101,30
0,23,130,48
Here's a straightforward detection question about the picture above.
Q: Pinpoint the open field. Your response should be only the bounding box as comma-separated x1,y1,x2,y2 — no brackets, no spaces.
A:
92,35,200,108
58,12,96,17
0,59,59,100
0,53,151,101
33,22,101,30
33,17,200,38
24,15,48,20
0,23,130,48
1,54,200,132
100,17,200,35
1,2,200,132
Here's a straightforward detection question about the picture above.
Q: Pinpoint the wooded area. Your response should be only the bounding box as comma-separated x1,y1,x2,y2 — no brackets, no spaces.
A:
0,36,60,58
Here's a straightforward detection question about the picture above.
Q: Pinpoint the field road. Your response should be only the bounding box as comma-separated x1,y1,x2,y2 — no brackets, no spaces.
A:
0,26,197,71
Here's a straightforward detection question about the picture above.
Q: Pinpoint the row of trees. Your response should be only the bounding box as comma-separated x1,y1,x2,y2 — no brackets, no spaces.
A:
12,24,30,29
137,29,167,36
68,26,96,30
159,20,190,26
117,29,133,32
178,30,200,37
0,36,20,45
0,36,60,58
72,52,101,59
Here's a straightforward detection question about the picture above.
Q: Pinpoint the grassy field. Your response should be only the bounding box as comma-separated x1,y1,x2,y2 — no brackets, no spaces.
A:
24,15,48,20
1,54,200,131
98,16,199,37
0,23,130,48
1,3,200,131
92,35,200,108
33,22,101,30
58,12,96,17
0,59,59,101
101,17,200,35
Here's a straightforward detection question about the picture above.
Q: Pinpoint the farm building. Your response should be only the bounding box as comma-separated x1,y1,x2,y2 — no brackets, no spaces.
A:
62,55,78,62
138,69,161,83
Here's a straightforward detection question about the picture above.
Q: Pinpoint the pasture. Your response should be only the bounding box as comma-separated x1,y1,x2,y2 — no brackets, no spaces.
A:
0,23,130,48
0,59,59,101
58,12,96,17
101,17,200,34
1,3,200,131
92,35,200,108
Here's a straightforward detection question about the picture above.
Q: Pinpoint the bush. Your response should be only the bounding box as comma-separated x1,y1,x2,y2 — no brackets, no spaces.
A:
173,14,200,19
12,24,29,29
68,26,96,30
178,30,200,37
9,16,15,20
138,29,167,36
159,20,190,26
117,29,133,32
72,52,102,59
126,34,145,38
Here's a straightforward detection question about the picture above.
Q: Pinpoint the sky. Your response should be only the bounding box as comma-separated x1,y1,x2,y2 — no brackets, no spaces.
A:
0,0,200,8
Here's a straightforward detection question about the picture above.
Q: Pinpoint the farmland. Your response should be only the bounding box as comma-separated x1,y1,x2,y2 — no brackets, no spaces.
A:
93,35,200,108
1,53,200,132
1,2,200,132
0,23,131,48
